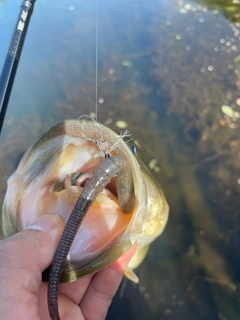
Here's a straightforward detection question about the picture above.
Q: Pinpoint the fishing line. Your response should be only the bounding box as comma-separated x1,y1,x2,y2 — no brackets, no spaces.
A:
95,0,99,121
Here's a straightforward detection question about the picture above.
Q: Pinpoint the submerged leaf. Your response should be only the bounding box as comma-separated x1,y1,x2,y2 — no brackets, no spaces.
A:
233,55,240,63
122,60,132,67
115,120,128,128
225,6,236,12
184,4,192,10
175,34,182,40
221,105,234,117
149,159,157,169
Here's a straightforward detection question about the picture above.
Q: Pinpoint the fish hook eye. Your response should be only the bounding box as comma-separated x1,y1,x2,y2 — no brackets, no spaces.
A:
130,144,137,155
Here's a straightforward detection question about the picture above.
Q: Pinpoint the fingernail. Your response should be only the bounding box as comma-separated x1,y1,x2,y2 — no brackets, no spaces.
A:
26,214,62,232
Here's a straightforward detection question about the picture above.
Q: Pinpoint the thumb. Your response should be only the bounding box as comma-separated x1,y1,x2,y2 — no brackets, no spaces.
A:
0,214,64,293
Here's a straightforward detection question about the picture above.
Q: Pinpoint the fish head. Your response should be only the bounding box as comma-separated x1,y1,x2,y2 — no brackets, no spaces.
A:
2,119,169,282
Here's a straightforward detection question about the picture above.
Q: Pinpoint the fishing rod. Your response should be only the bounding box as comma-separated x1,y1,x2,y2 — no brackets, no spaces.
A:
0,0,36,134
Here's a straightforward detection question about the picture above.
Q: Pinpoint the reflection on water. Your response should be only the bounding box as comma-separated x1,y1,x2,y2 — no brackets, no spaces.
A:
1,0,240,319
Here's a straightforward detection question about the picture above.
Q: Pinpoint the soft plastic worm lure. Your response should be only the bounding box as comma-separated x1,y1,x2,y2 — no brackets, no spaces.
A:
47,154,134,320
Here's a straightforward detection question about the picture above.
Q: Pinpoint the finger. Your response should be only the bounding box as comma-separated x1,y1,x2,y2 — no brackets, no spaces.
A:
58,276,92,304
80,242,137,320
0,214,64,294
57,241,138,305
38,282,85,320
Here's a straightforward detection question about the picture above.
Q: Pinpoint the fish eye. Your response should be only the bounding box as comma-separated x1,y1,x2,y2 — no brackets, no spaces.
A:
130,144,137,155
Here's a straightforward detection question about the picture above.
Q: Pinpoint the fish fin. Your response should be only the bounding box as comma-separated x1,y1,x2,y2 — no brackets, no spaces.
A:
124,267,139,283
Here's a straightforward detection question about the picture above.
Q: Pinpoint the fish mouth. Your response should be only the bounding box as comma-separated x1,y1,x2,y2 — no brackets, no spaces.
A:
16,140,134,282
51,164,133,282
60,172,131,251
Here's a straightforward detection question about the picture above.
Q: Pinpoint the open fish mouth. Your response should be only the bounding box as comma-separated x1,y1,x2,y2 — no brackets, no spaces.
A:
49,164,133,276
2,119,169,283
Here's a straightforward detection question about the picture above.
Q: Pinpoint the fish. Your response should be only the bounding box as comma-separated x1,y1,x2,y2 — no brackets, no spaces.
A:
2,119,169,283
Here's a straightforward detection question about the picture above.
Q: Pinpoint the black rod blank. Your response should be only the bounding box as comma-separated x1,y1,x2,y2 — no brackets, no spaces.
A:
0,0,36,134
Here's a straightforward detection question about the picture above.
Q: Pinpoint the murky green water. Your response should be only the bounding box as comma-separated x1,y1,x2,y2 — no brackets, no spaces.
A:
1,0,240,319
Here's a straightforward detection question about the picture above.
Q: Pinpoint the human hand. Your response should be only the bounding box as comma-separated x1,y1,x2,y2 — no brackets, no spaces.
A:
0,214,136,320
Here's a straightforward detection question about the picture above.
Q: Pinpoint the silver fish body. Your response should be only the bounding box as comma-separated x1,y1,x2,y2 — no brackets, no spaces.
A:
2,119,169,282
